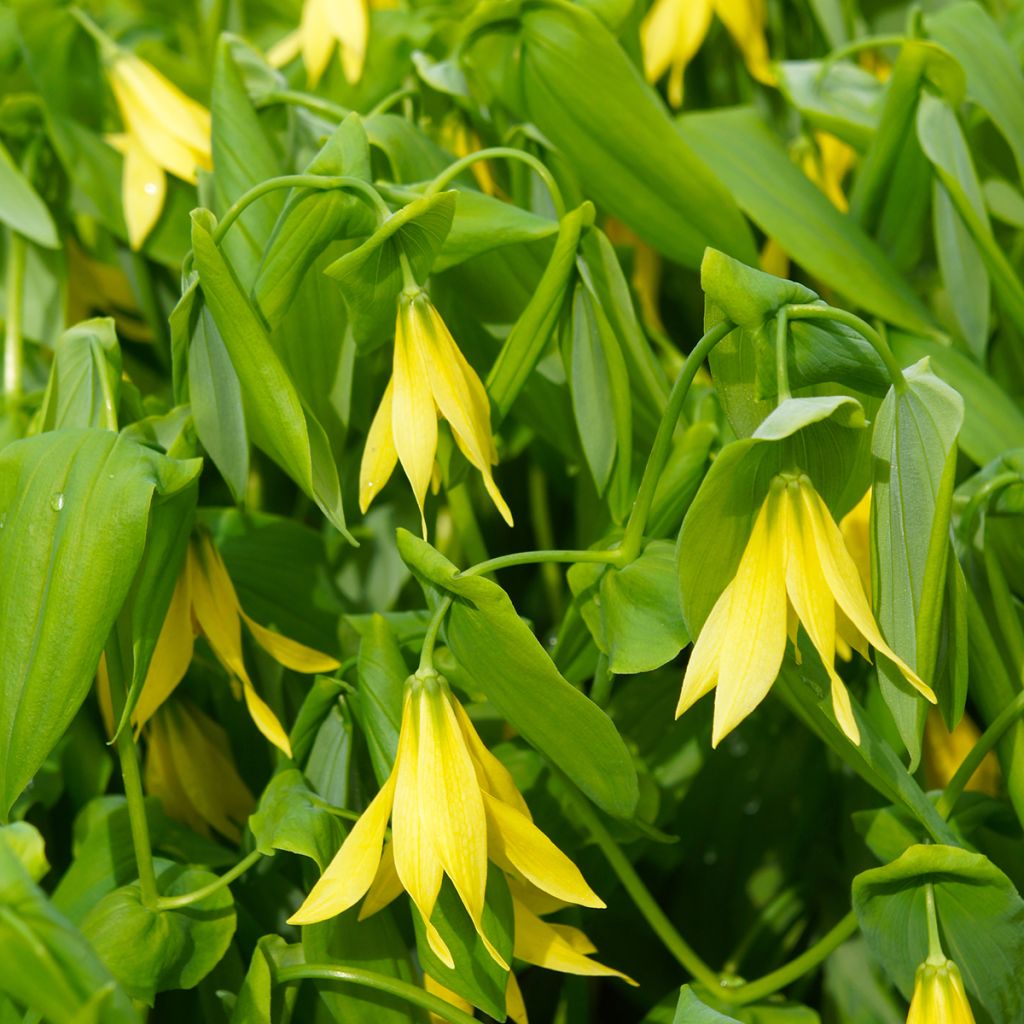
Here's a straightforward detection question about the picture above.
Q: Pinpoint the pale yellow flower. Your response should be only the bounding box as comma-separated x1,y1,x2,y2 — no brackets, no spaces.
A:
131,533,339,758
800,132,857,213
360,290,512,534
289,671,603,972
642,0,775,108
923,708,1001,796
907,958,977,1023
678,474,936,747
267,0,368,86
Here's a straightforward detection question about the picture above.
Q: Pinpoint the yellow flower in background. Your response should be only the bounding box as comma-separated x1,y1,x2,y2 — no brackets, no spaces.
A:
267,0,369,86
289,670,604,971
144,699,255,842
923,708,1001,796
103,51,211,249
641,0,775,109
800,132,857,213
907,958,977,1023
677,474,936,747
132,533,340,758
439,114,498,197
360,289,513,534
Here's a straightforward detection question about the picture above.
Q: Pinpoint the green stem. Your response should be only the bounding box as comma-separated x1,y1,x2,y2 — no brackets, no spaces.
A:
618,320,734,563
561,782,723,991
418,596,453,674
155,849,264,910
3,227,26,416
275,964,480,1024
528,465,565,621
936,690,1024,820
457,547,623,578
256,91,351,121
105,633,160,909
775,306,791,403
426,146,566,219
368,86,418,118
924,883,944,961
785,304,907,391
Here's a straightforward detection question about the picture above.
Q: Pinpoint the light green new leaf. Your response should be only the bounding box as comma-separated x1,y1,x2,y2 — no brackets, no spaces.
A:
775,61,884,147
0,429,201,819
396,530,639,818
0,822,48,881
230,935,300,1024
673,986,741,1022
0,137,58,248
250,770,344,871
191,208,350,538
853,844,1024,1023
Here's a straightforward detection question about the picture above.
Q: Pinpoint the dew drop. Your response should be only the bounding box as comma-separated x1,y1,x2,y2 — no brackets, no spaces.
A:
743,798,761,816
702,848,718,866
50,492,65,512
143,182,159,196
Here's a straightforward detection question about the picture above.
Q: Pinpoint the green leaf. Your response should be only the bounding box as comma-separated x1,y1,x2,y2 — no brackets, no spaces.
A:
672,986,741,1022
190,208,350,538
36,317,121,432
852,844,1024,1023
569,540,688,674
0,821,48,881
0,429,201,818
871,359,963,766
396,530,639,818
701,249,817,329
680,107,933,334
250,769,343,871
81,860,237,1005
0,137,58,248
775,61,884,147
351,614,407,785
231,935,299,1024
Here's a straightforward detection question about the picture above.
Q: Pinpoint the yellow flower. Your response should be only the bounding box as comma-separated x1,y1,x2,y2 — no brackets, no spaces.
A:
360,289,513,534
144,699,254,842
800,132,857,213
288,671,603,971
439,114,498,197
677,474,936,747
267,0,368,86
103,51,211,249
641,0,775,109
907,958,977,1023
923,708,1001,796
131,533,340,758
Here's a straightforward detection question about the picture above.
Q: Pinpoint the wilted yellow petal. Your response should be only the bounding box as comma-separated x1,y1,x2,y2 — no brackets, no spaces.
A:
241,610,340,674
323,0,368,84
360,840,404,919
241,678,293,757
108,133,166,250
677,579,729,718
712,486,788,746
133,562,195,732
712,0,776,85
189,535,248,682
289,769,397,924
145,712,205,836
360,378,399,513
484,792,604,909
512,900,636,985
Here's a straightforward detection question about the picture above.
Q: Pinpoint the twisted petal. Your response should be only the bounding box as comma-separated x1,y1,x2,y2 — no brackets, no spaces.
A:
241,610,340,674
360,378,398,513
240,678,293,757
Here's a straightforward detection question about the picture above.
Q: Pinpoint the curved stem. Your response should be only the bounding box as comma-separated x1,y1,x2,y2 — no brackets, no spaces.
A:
426,146,566,219
457,547,623,578
785,304,907,391
256,90,350,121
619,320,734,563
275,964,480,1024
959,471,1024,542
775,306,791,403
936,690,1024,820
817,35,906,78
368,85,417,118
155,849,265,910
418,596,452,674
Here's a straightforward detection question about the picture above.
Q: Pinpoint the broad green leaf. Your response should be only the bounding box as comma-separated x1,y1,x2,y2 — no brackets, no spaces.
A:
396,530,639,818
775,61,884,147
871,359,963,765
681,107,933,334
364,112,452,183
823,939,904,1024
465,0,757,267
35,317,121,432
191,208,350,538
984,178,1024,228
569,540,688,674
0,136,58,248
250,770,343,871
673,986,740,1022
304,700,354,810
0,838,138,1024
852,844,1024,1023
351,614,407,785
0,429,201,818
702,248,817,328
231,935,299,1024
82,859,237,1005
290,676,346,768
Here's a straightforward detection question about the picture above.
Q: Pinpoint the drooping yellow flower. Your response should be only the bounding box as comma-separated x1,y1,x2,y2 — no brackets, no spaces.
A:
267,0,369,86
641,0,775,109
360,289,513,534
923,708,1001,796
288,670,603,971
144,699,255,842
907,958,977,1024
800,132,857,213
677,474,936,747
102,50,211,249
131,533,340,758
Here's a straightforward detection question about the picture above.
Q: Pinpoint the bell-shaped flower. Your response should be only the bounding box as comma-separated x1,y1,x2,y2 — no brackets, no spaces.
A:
907,957,977,1023
641,0,775,109
360,289,513,534
267,0,368,86
678,473,936,747
288,670,603,971
102,49,211,248
132,533,340,758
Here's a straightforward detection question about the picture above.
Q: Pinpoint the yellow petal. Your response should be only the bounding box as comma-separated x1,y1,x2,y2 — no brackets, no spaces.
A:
289,768,397,924
712,487,788,746
799,480,937,703
760,237,789,278
145,711,207,837
641,0,712,106
923,708,1001,795
392,300,439,536
267,28,302,68
323,0,369,84
189,535,248,682
484,791,604,909
132,562,195,732
512,900,636,985
360,378,399,513
424,973,474,1024
549,922,597,955
109,134,166,250
241,677,293,757
839,486,872,597
505,971,529,1024
359,840,404,919
677,579,730,718
713,0,776,85
241,610,340,674
301,0,338,87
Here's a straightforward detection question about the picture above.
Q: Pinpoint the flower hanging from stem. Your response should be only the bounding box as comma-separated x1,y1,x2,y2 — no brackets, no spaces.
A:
907,957,977,1023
